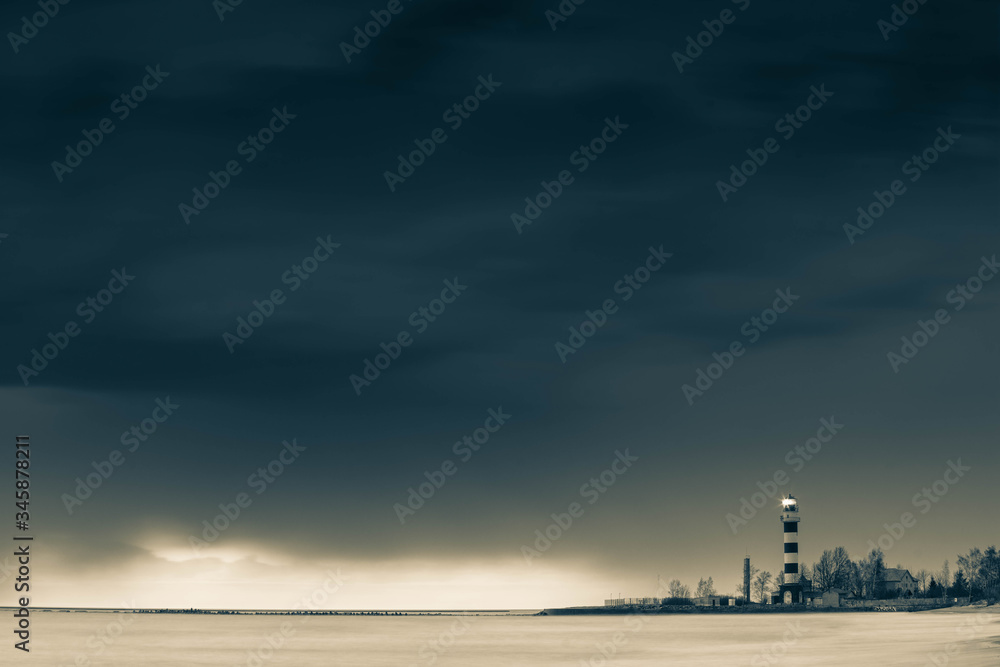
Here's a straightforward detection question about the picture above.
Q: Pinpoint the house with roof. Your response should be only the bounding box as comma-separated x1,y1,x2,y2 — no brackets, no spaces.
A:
882,568,919,596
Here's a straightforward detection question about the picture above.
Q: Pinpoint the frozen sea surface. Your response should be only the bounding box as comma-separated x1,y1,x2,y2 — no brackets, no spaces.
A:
23,606,1000,666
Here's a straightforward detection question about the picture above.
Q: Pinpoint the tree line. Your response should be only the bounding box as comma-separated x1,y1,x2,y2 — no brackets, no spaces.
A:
657,545,998,605
725,545,1000,603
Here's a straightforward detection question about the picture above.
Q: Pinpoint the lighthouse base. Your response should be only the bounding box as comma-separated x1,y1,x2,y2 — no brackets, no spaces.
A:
773,584,803,605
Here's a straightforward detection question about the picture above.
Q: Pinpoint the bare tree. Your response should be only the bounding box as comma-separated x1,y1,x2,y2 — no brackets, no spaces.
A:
829,547,852,589
814,551,835,591
845,560,863,599
813,547,851,592
667,579,691,599
958,548,985,597
941,560,950,590
753,571,773,603
915,569,929,595
857,548,886,599
696,577,716,597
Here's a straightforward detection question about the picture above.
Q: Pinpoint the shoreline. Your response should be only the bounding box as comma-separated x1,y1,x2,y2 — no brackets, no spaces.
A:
540,601,1000,615
3,603,996,617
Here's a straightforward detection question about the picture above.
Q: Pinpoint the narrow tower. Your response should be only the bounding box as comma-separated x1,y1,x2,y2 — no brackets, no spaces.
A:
779,495,802,603
743,556,751,603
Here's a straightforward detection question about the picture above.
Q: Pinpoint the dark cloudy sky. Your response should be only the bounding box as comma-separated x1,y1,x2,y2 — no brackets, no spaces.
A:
1,0,996,609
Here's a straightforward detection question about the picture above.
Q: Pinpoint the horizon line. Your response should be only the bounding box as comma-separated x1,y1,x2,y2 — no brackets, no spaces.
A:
0,606,530,612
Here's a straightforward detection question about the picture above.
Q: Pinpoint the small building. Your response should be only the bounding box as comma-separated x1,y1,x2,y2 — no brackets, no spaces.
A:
802,589,823,606
883,568,919,596
821,591,841,608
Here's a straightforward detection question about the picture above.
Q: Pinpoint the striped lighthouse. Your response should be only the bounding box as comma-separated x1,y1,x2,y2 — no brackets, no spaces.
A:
779,495,801,603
